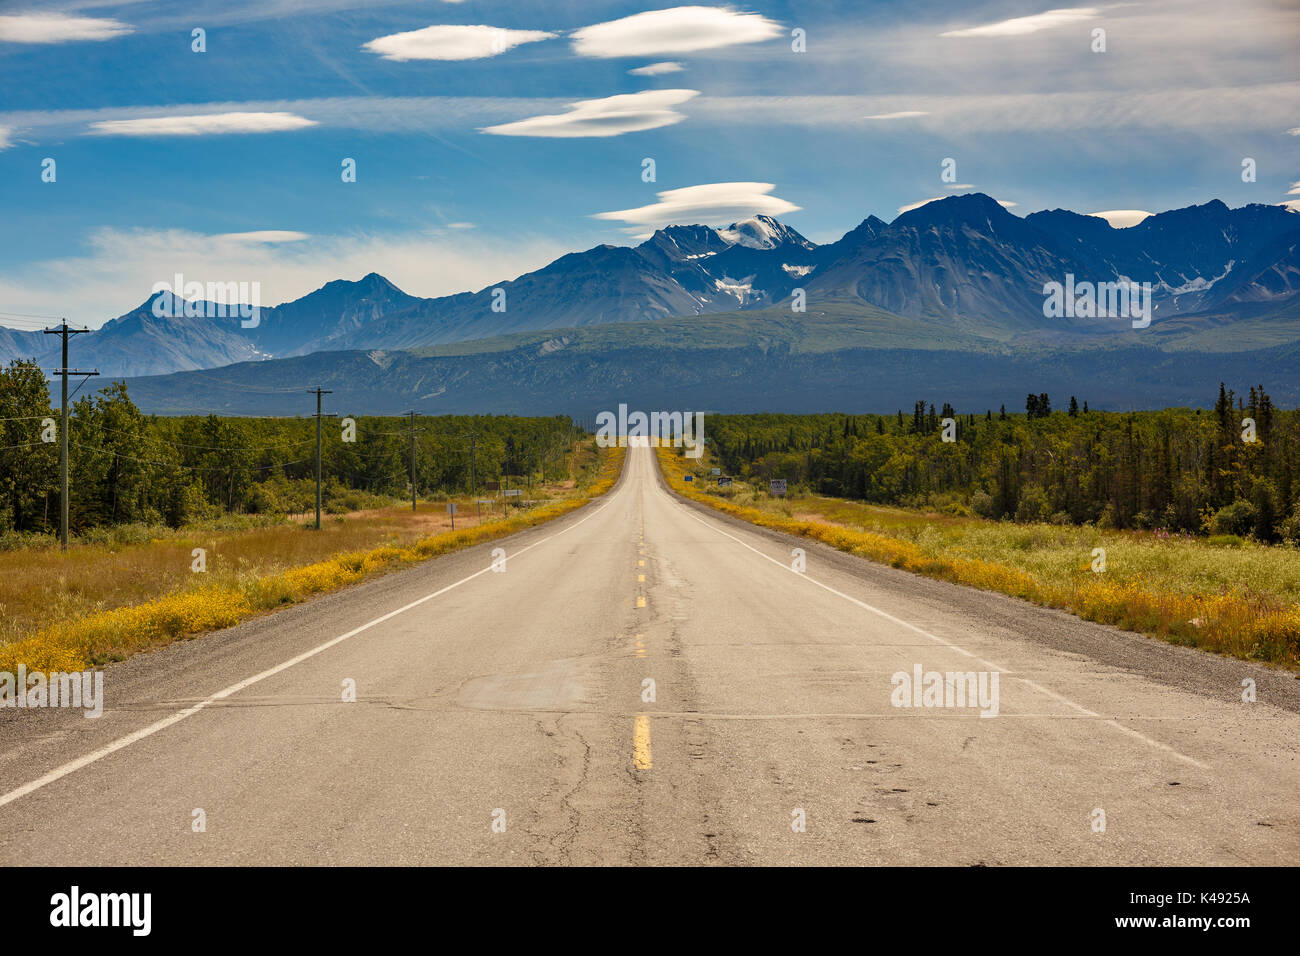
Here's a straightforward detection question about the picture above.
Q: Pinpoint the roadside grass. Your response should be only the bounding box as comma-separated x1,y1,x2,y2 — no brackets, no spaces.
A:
0,445,623,673
658,450,1300,669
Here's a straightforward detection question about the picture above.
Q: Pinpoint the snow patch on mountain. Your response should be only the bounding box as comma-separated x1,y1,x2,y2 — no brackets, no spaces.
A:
714,275,757,303
1159,260,1235,295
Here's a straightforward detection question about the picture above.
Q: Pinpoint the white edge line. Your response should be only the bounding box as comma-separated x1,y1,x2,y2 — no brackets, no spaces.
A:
0,490,619,810
668,471,1209,771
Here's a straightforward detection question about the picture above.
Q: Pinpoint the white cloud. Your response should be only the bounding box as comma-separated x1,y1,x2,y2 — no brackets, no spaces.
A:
1287,182,1300,196
897,196,1017,215
89,111,317,136
0,13,132,44
897,197,943,214
688,86,1299,135
628,61,685,76
0,126,11,151
1282,200,1300,213
941,7,1099,38
363,25,554,61
1288,128,1300,136
5,84,1291,147
214,231,311,243
593,182,800,234
945,183,976,189
481,89,698,138
863,111,929,120
572,6,782,58
1088,209,1153,228
0,228,570,330
1,97,569,142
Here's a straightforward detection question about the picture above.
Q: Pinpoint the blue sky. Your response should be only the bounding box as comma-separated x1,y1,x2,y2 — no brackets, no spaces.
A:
0,0,1297,328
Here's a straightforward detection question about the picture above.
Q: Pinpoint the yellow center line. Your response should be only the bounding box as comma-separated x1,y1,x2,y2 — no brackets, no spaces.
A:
638,559,644,567
636,595,646,608
633,715,652,770
638,574,645,583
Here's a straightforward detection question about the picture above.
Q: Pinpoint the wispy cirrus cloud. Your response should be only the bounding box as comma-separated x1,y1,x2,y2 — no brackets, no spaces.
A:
0,126,12,151
691,86,1300,135
0,13,132,43
362,24,555,62
593,182,800,235
6,84,1293,147
572,6,782,58
89,111,318,136
481,89,698,138
941,7,1099,38
863,111,929,120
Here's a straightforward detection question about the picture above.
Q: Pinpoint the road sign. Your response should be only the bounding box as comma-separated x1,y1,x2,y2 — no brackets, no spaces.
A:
718,476,733,487
446,502,457,514
684,475,694,482
770,479,787,496
485,480,500,492
504,488,522,497
710,468,721,476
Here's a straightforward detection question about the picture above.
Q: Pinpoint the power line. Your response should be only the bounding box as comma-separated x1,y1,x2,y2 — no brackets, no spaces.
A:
0,309,69,320
188,376,313,395
69,443,314,473
66,373,95,403
0,440,56,451
87,421,316,452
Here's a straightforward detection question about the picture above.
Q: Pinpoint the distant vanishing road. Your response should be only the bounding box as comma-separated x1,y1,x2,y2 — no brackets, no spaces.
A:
1,442,1297,865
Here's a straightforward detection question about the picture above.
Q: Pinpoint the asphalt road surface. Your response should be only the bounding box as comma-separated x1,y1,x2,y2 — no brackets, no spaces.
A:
1,441,1297,865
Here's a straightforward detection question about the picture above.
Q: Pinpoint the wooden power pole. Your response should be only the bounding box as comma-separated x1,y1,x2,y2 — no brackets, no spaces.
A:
43,321,97,551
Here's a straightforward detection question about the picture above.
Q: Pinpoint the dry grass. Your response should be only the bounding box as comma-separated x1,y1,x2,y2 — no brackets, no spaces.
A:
0,446,624,673
659,450,1300,668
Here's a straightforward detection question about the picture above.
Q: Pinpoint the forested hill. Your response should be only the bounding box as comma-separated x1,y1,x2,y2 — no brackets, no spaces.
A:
700,384,1297,540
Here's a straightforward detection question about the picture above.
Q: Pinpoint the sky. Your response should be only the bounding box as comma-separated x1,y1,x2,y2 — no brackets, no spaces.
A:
0,0,1297,328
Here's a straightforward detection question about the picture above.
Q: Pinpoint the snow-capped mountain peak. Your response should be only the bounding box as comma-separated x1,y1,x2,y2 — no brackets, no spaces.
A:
716,215,811,250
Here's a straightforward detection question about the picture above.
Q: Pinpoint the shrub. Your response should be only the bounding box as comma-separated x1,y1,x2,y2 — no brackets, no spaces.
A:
1276,512,1300,547
1015,485,1051,523
1208,499,1257,537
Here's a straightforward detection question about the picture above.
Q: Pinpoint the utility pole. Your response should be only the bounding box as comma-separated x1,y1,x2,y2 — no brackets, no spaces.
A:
406,410,419,511
468,432,477,496
307,387,333,530
454,429,478,496
43,321,97,551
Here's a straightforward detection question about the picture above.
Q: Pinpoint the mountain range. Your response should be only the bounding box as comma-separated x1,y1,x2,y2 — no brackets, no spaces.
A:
4,193,1298,412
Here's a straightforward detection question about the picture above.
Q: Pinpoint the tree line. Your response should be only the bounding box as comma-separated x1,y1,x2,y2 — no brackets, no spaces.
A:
701,385,1298,541
0,359,580,536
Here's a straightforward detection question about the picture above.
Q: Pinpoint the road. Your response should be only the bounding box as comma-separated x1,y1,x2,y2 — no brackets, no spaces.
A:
1,441,1297,865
